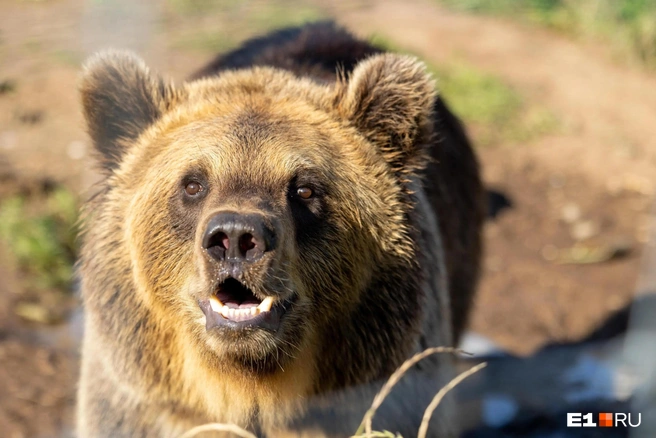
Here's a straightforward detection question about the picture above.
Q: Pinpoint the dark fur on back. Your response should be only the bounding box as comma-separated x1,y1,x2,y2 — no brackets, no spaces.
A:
192,22,382,82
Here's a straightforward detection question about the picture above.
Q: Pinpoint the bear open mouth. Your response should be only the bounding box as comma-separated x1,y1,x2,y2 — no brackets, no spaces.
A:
208,278,273,322
198,277,293,333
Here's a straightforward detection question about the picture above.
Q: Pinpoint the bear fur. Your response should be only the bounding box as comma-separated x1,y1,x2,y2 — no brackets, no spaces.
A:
77,22,484,437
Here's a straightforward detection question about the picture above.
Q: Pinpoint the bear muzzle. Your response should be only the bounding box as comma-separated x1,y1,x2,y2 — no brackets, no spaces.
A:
198,211,295,332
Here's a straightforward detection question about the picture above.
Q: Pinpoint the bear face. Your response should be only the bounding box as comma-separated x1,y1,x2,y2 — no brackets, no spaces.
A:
80,52,436,380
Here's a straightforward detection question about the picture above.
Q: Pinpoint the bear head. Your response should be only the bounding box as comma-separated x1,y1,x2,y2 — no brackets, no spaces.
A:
79,51,436,384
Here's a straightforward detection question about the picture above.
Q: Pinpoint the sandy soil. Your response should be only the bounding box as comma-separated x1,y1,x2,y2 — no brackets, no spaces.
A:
1,0,655,436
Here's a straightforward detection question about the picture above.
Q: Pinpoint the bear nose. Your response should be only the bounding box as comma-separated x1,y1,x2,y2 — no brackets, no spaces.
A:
202,212,276,263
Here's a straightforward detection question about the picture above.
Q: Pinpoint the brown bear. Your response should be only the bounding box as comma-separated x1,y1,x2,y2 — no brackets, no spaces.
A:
76,22,484,437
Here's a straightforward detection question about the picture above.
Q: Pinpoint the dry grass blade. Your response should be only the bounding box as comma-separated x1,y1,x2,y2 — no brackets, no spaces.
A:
178,423,258,438
355,346,461,437
417,362,487,438
351,432,401,438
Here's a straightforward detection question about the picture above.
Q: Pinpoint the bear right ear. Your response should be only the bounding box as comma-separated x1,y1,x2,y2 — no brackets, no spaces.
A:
334,54,436,176
80,51,181,171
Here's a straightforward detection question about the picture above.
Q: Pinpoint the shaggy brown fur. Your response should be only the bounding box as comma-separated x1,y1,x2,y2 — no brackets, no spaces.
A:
77,22,484,437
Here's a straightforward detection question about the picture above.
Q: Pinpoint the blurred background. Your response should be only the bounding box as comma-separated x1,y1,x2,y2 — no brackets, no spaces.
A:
1,0,656,436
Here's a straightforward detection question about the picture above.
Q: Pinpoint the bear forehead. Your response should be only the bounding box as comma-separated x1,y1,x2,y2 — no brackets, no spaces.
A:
184,67,331,108
146,107,349,181
136,77,376,177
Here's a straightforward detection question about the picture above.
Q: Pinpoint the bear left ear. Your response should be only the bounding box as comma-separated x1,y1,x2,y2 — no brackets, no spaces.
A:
80,51,182,171
334,54,436,174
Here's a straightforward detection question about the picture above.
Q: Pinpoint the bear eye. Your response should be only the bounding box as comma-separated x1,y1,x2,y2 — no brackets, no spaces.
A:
184,181,203,196
296,187,313,199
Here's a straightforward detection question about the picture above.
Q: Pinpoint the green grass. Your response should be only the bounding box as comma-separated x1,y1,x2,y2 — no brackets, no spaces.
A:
167,0,228,16
438,0,656,69
0,188,79,292
169,0,321,53
22,39,43,54
431,61,559,146
371,35,558,147
171,31,239,54
51,49,84,67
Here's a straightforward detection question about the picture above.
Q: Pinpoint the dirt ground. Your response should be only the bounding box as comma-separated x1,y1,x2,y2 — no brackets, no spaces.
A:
1,0,655,436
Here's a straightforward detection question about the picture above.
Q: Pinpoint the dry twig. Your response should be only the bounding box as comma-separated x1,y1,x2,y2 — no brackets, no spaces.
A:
355,347,462,437
417,362,487,438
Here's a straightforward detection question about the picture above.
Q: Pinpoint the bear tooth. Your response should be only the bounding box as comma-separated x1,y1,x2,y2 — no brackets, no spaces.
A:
258,297,274,312
220,307,229,318
228,308,236,318
250,307,258,316
209,296,223,313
